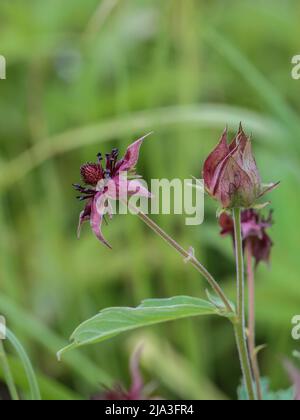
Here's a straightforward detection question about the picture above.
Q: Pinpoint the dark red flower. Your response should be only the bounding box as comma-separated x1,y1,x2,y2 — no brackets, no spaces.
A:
92,347,159,401
73,135,151,248
203,125,279,209
219,209,273,267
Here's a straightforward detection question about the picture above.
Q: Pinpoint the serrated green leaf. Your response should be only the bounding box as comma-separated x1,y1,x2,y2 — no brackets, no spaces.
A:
58,296,232,358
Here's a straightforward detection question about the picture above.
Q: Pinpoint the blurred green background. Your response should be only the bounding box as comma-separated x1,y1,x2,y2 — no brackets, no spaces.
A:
0,0,300,400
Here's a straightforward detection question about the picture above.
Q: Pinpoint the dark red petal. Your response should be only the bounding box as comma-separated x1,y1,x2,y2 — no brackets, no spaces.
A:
229,123,248,152
219,212,234,236
220,209,274,267
117,133,151,173
90,192,112,249
128,346,144,400
242,219,264,240
77,201,92,238
213,155,255,208
241,139,261,193
203,128,229,193
127,179,153,198
92,347,146,401
241,209,273,240
250,232,273,266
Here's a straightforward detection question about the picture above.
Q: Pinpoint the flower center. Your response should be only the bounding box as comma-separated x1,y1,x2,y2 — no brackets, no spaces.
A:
80,148,120,186
104,148,119,178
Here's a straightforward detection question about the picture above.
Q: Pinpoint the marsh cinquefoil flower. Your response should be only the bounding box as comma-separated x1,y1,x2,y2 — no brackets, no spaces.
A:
73,135,151,248
219,209,273,267
203,125,279,209
92,347,159,400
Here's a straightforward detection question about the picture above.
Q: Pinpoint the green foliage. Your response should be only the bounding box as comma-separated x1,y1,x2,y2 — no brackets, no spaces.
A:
58,296,231,357
0,0,299,399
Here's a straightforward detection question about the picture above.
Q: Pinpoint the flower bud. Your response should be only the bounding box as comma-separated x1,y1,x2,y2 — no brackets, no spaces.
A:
203,125,279,209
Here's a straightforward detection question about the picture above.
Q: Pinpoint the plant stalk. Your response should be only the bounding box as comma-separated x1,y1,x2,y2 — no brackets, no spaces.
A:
131,206,233,314
130,204,257,399
233,208,256,401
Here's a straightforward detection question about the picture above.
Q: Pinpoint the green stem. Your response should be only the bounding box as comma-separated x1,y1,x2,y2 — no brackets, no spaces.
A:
6,328,41,400
233,323,256,400
233,208,256,401
132,206,233,314
0,340,19,400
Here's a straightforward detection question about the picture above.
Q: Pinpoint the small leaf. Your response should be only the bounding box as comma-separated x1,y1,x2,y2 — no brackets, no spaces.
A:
58,296,233,358
252,201,271,210
205,289,235,313
253,344,267,358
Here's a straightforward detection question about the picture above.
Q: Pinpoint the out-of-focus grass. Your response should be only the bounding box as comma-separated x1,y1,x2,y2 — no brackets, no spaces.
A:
0,0,300,399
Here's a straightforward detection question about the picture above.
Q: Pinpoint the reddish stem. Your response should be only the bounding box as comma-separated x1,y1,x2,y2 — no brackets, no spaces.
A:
246,241,263,400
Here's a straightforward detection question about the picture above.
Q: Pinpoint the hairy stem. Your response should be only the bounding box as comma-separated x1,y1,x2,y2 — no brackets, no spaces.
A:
233,208,256,401
246,243,263,400
131,206,233,313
